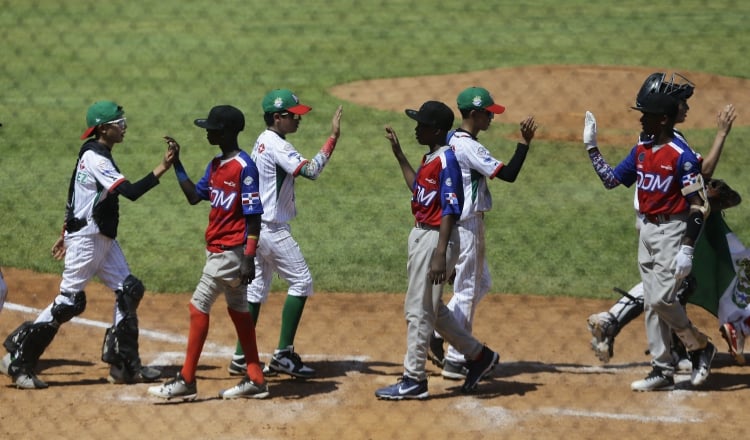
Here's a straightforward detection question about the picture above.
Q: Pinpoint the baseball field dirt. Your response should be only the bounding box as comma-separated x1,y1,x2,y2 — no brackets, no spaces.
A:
2,65,750,439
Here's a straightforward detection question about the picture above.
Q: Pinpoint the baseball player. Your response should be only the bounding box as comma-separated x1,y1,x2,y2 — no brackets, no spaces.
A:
0,101,174,389
227,89,342,379
0,268,7,314
429,86,536,380
584,92,716,391
587,73,738,368
375,100,498,400
148,105,268,400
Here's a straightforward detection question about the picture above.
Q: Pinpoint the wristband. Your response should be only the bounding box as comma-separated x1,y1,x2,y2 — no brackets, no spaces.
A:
320,136,337,158
174,161,189,182
244,235,258,256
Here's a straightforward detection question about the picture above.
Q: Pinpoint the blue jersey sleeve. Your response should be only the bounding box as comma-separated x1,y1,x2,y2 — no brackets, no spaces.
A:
240,153,263,216
194,161,213,200
439,150,463,217
677,149,702,195
612,146,638,187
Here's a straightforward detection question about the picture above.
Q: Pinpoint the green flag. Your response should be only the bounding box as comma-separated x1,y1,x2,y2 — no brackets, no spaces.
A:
689,212,736,317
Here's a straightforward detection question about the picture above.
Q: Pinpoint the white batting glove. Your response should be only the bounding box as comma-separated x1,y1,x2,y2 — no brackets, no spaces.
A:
583,111,598,151
672,245,694,279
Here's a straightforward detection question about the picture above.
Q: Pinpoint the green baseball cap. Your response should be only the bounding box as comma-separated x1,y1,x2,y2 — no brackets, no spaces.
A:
81,100,124,139
456,87,506,114
262,89,312,115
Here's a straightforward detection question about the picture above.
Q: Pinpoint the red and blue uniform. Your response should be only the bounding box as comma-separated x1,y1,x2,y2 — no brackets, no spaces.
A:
194,150,263,252
411,147,463,227
612,139,701,216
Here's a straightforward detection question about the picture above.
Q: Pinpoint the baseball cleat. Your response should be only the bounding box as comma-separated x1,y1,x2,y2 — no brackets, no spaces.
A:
461,346,498,393
375,375,428,400
147,372,197,401
631,367,674,392
720,322,746,365
587,312,617,363
441,360,468,380
14,372,49,390
266,346,315,379
228,355,246,376
108,364,161,384
219,377,269,399
690,342,717,387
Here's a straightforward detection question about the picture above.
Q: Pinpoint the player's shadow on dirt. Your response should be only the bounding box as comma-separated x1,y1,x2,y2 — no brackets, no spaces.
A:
38,358,95,372
299,360,403,379
438,379,540,399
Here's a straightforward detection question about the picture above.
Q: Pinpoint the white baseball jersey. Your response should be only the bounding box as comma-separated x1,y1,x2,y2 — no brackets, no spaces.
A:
448,130,504,220
251,129,308,224
68,149,126,236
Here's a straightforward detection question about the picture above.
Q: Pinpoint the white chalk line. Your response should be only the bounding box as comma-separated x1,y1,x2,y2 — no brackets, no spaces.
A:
3,302,705,423
3,301,369,360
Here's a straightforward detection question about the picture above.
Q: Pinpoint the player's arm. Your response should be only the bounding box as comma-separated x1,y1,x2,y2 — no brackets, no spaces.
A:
163,136,203,205
495,143,529,182
699,104,737,179
384,125,416,189
496,116,536,182
297,106,343,180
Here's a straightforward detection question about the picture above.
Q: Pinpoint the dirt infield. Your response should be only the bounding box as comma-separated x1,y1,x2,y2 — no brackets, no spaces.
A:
1,266,749,439
3,65,750,439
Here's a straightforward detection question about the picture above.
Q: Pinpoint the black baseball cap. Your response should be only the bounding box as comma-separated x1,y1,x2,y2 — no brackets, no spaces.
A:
194,105,245,132
405,101,454,131
631,93,678,118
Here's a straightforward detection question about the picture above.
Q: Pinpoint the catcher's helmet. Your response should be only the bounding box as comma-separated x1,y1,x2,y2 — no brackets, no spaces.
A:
635,72,695,107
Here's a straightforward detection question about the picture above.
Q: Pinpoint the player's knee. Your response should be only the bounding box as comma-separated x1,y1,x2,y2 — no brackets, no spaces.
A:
117,274,145,315
51,291,87,323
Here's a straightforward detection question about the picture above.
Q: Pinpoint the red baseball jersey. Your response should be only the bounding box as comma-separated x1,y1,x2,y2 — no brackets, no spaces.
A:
411,146,463,226
195,150,263,251
614,139,701,216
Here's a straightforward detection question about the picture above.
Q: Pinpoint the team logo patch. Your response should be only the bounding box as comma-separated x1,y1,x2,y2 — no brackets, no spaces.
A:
683,161,694,171
243,176,254,186
638,152,646,162
273,97,284,109
471,96,484,107
445,177,453,187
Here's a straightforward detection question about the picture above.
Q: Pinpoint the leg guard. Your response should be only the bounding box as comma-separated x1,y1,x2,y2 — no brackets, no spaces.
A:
610,285,645,336
102,275,145,377
3,291,84,377
3,321,59,377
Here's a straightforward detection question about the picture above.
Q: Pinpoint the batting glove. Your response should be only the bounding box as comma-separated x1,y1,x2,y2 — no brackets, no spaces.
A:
583,111,598,151
672,245,694,279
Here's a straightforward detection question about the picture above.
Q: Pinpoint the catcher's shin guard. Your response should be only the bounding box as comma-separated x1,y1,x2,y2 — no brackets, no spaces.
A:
3,320,59,376
104,275,146,376
610,285,645,335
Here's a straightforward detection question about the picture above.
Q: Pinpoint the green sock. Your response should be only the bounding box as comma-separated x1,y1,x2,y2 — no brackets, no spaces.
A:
278,296,307,350
234,302,262,357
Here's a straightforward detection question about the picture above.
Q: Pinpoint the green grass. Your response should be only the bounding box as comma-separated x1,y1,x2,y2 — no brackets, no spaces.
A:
1,0,749,297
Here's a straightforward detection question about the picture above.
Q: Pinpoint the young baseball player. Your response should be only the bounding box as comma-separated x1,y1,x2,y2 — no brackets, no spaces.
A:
227,89,342,379
147,105,268,401
584,92,716,391
586,73,738,368
429,86,537,380
0,100,174,389
375,100,498,400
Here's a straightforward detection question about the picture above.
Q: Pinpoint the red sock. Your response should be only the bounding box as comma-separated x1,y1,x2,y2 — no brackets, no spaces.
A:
180,303,209,383
227,307,264,384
